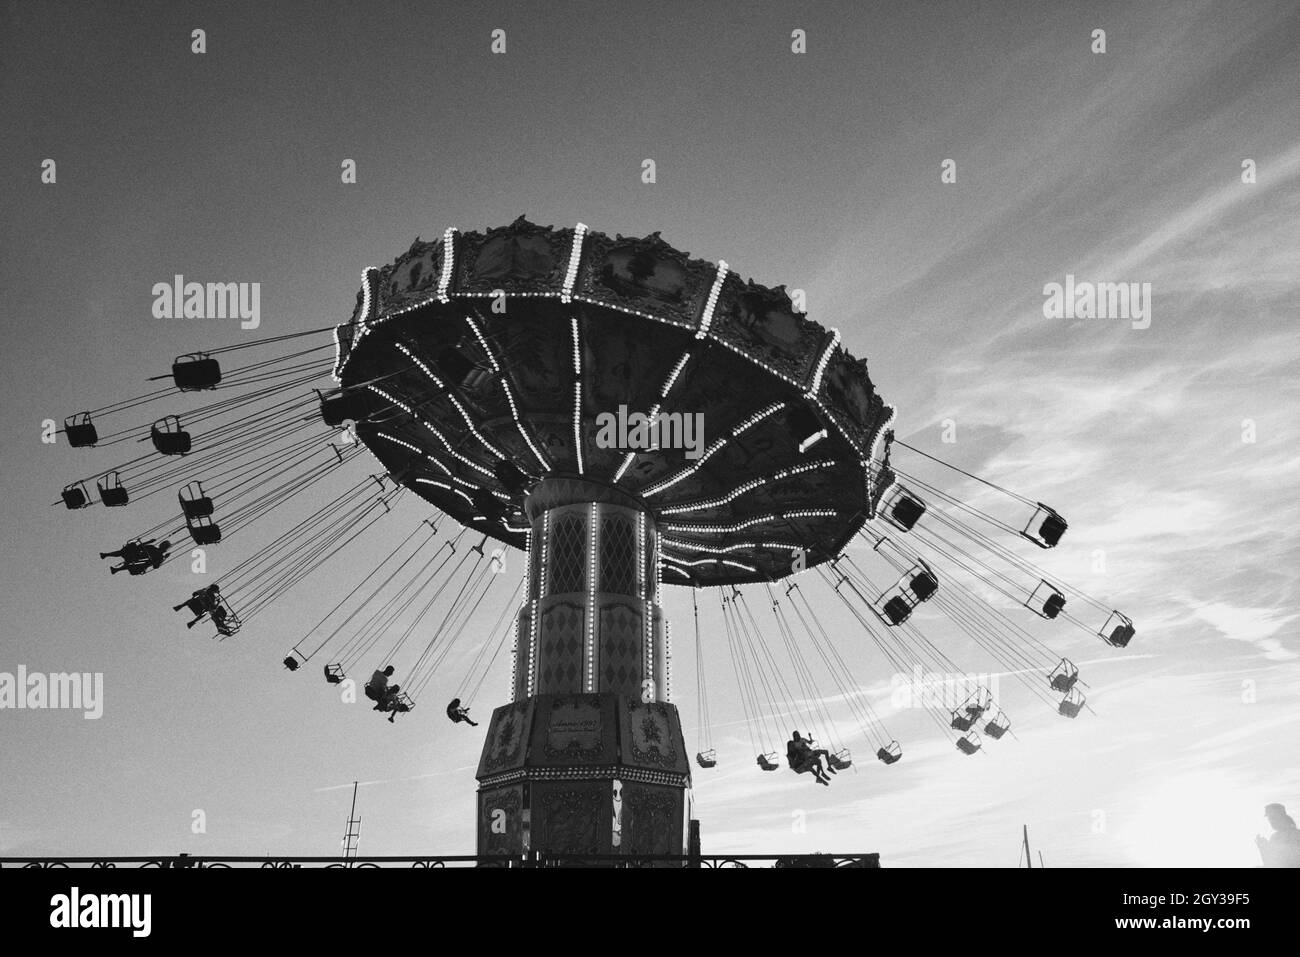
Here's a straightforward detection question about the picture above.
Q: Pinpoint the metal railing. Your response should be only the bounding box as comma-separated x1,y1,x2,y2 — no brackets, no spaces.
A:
1,851,879,869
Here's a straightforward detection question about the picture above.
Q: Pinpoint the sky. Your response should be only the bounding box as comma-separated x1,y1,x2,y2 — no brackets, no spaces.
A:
1,0,1298,867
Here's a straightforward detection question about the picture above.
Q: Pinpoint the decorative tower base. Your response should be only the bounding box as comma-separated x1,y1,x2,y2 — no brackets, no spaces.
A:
476,693,690,860
475,476,691,862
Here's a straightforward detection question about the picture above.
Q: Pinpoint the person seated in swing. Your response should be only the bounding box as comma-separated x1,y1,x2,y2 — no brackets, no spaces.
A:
365,665,395,710
210,603,238,637
445,697,479,726
101,538,171,574
174,583,221,627
787,731,833,786
382,688,411,723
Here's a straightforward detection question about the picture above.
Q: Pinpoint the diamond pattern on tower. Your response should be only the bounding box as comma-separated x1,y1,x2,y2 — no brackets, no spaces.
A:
599,601,643,698
600,515,636,597
549,515,586,595
538,601,585,694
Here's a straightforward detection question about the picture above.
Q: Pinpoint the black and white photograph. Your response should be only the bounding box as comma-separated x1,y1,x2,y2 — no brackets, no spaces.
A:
1,0,1296,941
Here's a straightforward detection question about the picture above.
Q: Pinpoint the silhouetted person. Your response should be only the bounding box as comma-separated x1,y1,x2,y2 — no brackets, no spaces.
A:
382,687,411,722
365,666,395,710
788,731,833,785
174,584,221,627
1256,803,1300,867
445,698,478,726
101,538,170,574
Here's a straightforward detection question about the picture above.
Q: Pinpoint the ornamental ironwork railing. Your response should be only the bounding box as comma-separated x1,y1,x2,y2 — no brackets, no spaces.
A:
1,852,879,869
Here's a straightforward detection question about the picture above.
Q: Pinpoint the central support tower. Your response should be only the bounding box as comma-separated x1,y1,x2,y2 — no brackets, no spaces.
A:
475,476,692,860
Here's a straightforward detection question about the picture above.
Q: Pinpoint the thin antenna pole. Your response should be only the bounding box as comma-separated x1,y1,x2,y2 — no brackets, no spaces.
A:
1023,824,1032,869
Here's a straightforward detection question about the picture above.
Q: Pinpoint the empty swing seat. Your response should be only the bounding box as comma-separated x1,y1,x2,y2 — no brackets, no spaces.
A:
756,753,780,772
877,741,902,765
324,664,345,684
1026,580,1067,620
950,712,975,732
910,571,938,602
179,482,215,519
695,750,717,769
1100,610,1136,648
188,516,222,545
172,354,222,391
1107,623,1135,647
985,713,1010,739
828,750,852,770
1038,513,1068,547
151,417,192,455
890,494,926,531
1058,689,1085,719
97,473,129,507
881,595,913,625
282,657,301,671
64,413,98,448
1021,503,1068,549
956,735,981,755
62,483,90,510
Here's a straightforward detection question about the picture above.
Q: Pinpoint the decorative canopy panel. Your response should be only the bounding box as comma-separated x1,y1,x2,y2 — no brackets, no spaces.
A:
336,217,896,586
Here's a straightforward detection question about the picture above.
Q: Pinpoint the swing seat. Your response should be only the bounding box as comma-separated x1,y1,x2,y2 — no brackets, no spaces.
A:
828,750,852,771
890,494,926,531
1021,503,1068,549
324,664,345,684
1047,657,1080,694
188,517,223,545
695,750,717,769
62,483,90,510
876,742,902,765
881,595,913,625
97,473,129,507
151,417,192,456
64,413,98,448
1106,623,1135,647
282,656,300,671
389,692,414,715
984,716,1010,739
1038,513,1068,547
950,712,975,732
956,735,981,755
1026,580,1066,620
910,571,938,602
1100,610,1135,648
756,753,780,772
214,616,240,638
179,482,215,519
1058,690,1085,719
173,354,222,391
